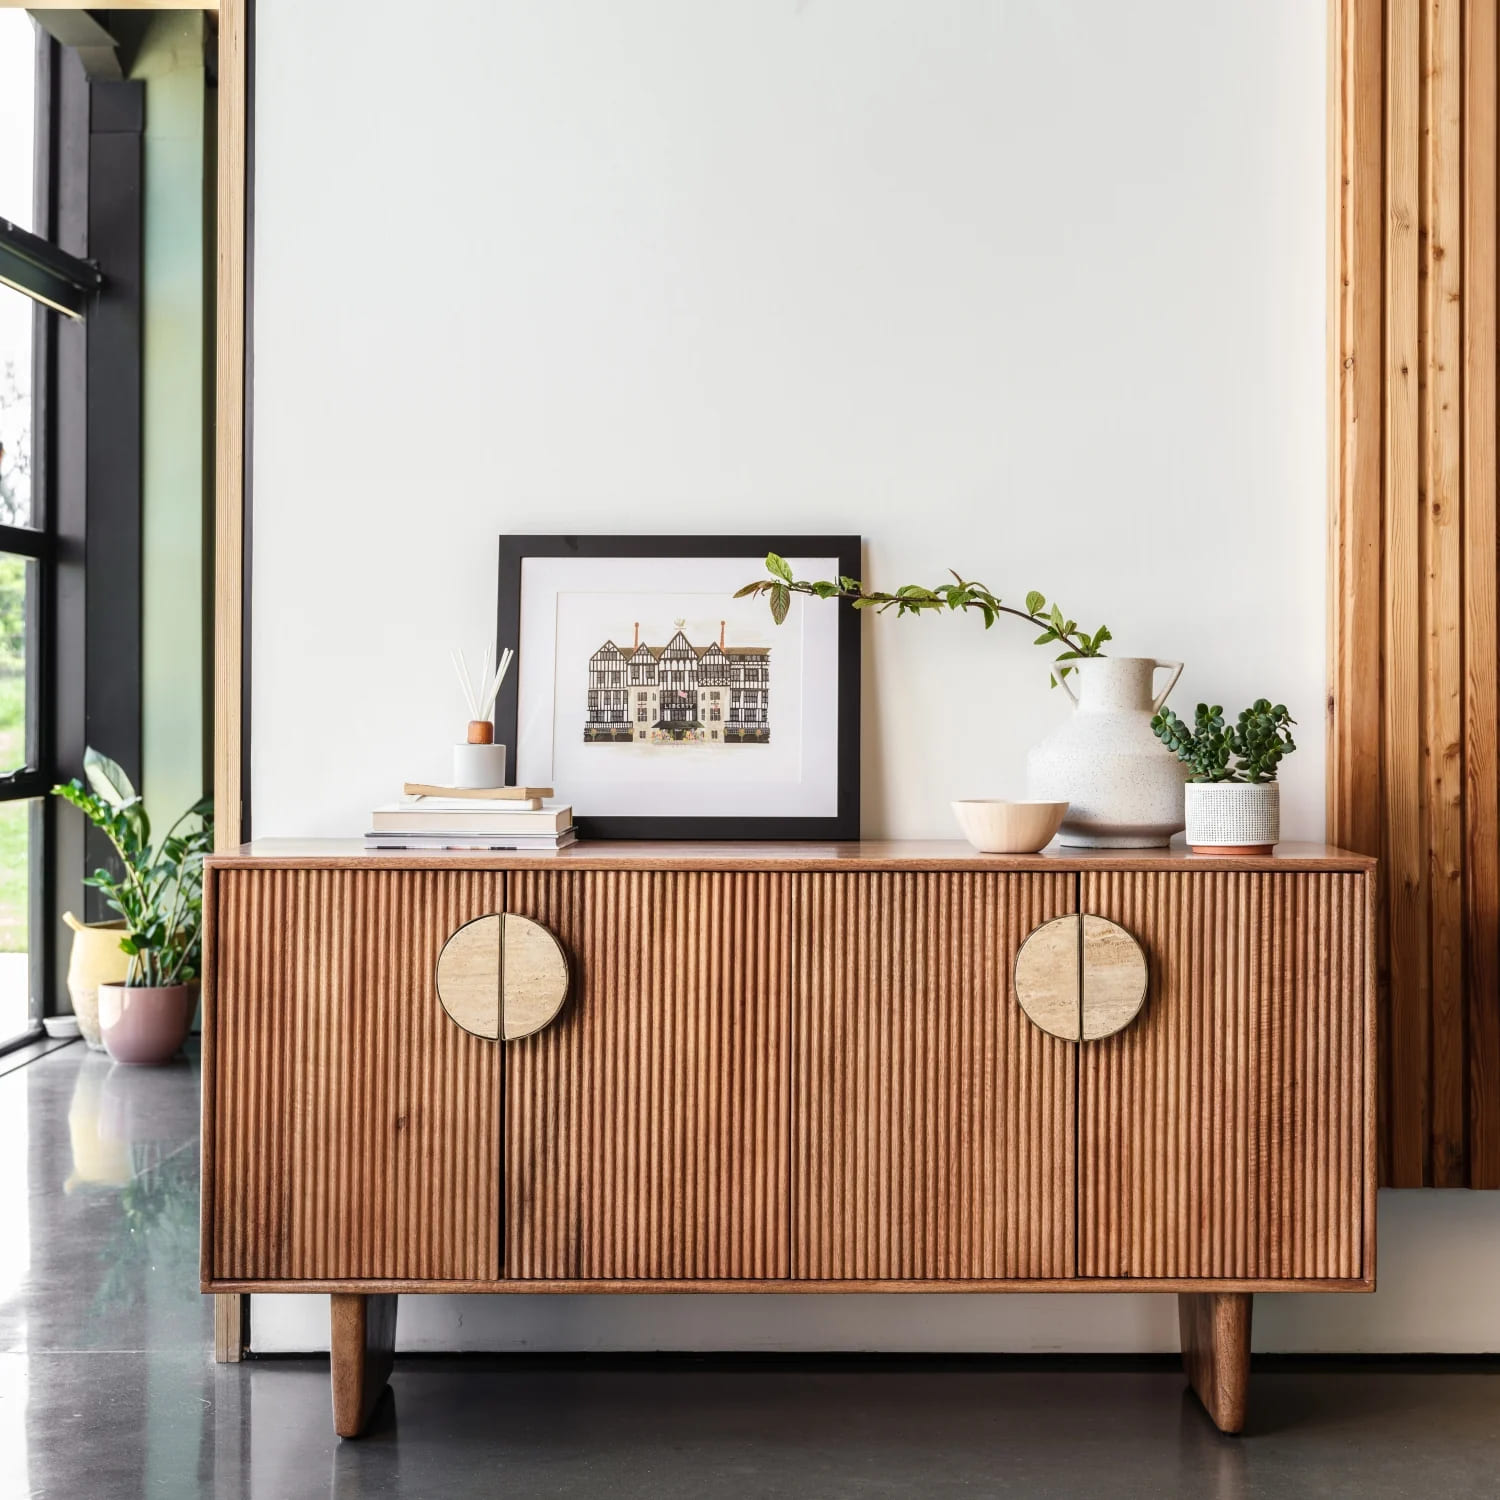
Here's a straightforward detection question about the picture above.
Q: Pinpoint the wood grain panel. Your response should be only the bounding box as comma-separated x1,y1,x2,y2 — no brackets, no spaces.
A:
1425,0,1467,1187
1330,0,1500,1187
1466,0,1500,1186
793,872,1076,1281
1385,0,1431,1187
213,0,248,852
1328,0,1385,877
1079,872,1369,1281
503,870,791,1280
205,868,504,1282
210,0,251,1361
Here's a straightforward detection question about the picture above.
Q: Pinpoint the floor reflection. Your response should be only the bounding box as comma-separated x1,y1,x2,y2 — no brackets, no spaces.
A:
0,1040,216,1497
0,1043,1498,1498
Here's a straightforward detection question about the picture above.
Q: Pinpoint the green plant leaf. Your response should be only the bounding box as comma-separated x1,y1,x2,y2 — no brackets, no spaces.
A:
1025,591,1046,615
769,582,791,625
766,553,794,583
84,748,135,809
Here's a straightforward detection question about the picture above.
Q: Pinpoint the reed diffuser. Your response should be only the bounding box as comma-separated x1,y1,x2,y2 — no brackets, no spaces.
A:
450,645,514,788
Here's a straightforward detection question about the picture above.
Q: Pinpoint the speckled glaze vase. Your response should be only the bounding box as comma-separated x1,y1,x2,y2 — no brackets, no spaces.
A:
1027,657,1189,847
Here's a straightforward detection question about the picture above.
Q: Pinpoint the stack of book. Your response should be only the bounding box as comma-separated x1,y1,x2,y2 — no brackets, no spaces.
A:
365,783,576,851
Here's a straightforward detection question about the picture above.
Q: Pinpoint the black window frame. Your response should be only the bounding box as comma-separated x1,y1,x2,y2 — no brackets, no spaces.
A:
0,24,145,1052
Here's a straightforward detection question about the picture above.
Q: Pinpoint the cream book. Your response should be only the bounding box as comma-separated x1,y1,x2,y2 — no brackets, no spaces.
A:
370,801,573,835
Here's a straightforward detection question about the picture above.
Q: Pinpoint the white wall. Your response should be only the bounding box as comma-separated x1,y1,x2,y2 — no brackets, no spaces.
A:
252,0,1499,1354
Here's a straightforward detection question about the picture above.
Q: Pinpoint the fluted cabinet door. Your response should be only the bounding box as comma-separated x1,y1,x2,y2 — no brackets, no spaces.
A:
793,872,1077,1281
206,868,505,1282
503,870,791,1280
1079,871,1372,1281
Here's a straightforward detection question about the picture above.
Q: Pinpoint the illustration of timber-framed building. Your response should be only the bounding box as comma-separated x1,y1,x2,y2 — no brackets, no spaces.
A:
586,622,770,743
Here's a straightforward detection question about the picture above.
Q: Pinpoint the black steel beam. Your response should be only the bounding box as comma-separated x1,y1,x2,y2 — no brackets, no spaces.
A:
0,216,100,319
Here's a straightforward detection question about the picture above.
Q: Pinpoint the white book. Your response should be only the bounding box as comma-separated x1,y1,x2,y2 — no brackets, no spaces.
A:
363,829,578,852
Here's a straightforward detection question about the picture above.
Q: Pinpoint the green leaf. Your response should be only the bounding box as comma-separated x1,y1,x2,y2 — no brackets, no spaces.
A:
84,748,135,809
1033,630,1057,646
766,553,794,584
837,576,861,592
769,583,791,625
1025,591,1046,615
852,597,880,610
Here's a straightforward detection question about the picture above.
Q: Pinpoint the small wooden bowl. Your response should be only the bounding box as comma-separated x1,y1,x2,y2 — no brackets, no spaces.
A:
951,799,1069,854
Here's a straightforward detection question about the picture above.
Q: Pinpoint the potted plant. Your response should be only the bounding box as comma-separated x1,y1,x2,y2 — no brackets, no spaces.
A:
1150,700,1297,853
52,749,213,1065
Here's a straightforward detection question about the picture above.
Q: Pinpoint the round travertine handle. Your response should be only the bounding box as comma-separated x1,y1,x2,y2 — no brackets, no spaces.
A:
435,913,569,1040
1014,913,1148,1041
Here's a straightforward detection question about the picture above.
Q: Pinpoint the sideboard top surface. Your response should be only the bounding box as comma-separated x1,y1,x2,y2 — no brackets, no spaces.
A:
208,839,1377,874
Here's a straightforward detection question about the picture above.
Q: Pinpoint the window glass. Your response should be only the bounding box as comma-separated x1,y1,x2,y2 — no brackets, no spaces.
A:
0,12,35,232
0,799,33,1045
0,553,33,775
0,291,32,528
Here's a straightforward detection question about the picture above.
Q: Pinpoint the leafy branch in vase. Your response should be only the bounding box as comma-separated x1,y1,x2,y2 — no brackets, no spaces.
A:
735,553,1111,685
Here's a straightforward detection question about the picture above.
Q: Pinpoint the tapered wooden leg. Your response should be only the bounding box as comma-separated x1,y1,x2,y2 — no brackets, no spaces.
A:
214,1293,246,1362
330,1293,397,1438
1179,1292,1252,1433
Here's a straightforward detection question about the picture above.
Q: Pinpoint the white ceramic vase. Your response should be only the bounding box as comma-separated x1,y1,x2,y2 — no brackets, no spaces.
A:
1185,781,1280,853
1027,657,1189,848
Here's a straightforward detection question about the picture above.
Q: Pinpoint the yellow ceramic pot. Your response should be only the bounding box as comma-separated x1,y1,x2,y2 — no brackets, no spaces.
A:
62,913,132,1051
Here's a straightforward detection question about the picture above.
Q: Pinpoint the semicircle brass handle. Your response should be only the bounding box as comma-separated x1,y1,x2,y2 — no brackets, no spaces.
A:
1014,913,1148,1042
435,913,570,1041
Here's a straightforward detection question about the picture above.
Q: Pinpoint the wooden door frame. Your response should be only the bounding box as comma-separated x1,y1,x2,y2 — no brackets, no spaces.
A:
5,0,249,1363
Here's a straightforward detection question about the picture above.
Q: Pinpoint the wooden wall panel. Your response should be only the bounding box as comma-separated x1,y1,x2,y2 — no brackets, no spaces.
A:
1330,0,1500,1185
1079,872,1369,1281
503,870,791,1280
206,868,504,1281
792,872,1076,1281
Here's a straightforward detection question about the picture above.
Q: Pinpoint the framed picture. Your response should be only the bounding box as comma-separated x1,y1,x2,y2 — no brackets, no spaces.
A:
497,535,861,840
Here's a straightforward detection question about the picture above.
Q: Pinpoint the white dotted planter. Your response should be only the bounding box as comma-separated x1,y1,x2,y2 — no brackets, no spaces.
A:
1185,781,1280,854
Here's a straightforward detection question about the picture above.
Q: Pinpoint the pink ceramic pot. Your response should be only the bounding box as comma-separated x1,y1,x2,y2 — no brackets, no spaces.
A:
97,983,196,1066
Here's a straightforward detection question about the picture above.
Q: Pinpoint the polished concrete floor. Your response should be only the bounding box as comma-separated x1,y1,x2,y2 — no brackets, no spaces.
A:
1,1041,1498,1498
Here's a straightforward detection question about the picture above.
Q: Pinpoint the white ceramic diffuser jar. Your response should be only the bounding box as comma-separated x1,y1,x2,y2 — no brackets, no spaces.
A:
453,721,507,789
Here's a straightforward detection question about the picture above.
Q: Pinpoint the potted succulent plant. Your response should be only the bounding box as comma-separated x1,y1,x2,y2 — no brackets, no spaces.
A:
1150,700,1297,853
52,749,213,1065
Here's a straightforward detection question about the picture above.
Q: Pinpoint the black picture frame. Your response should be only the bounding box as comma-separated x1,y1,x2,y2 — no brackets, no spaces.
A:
497,534,861,841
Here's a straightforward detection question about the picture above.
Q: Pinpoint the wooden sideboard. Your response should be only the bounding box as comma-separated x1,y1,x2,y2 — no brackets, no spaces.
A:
200,840,1376,1437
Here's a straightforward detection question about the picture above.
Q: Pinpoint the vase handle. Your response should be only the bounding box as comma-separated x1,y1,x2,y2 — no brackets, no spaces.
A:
1151,660,1185,715
1054,664,1080,703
